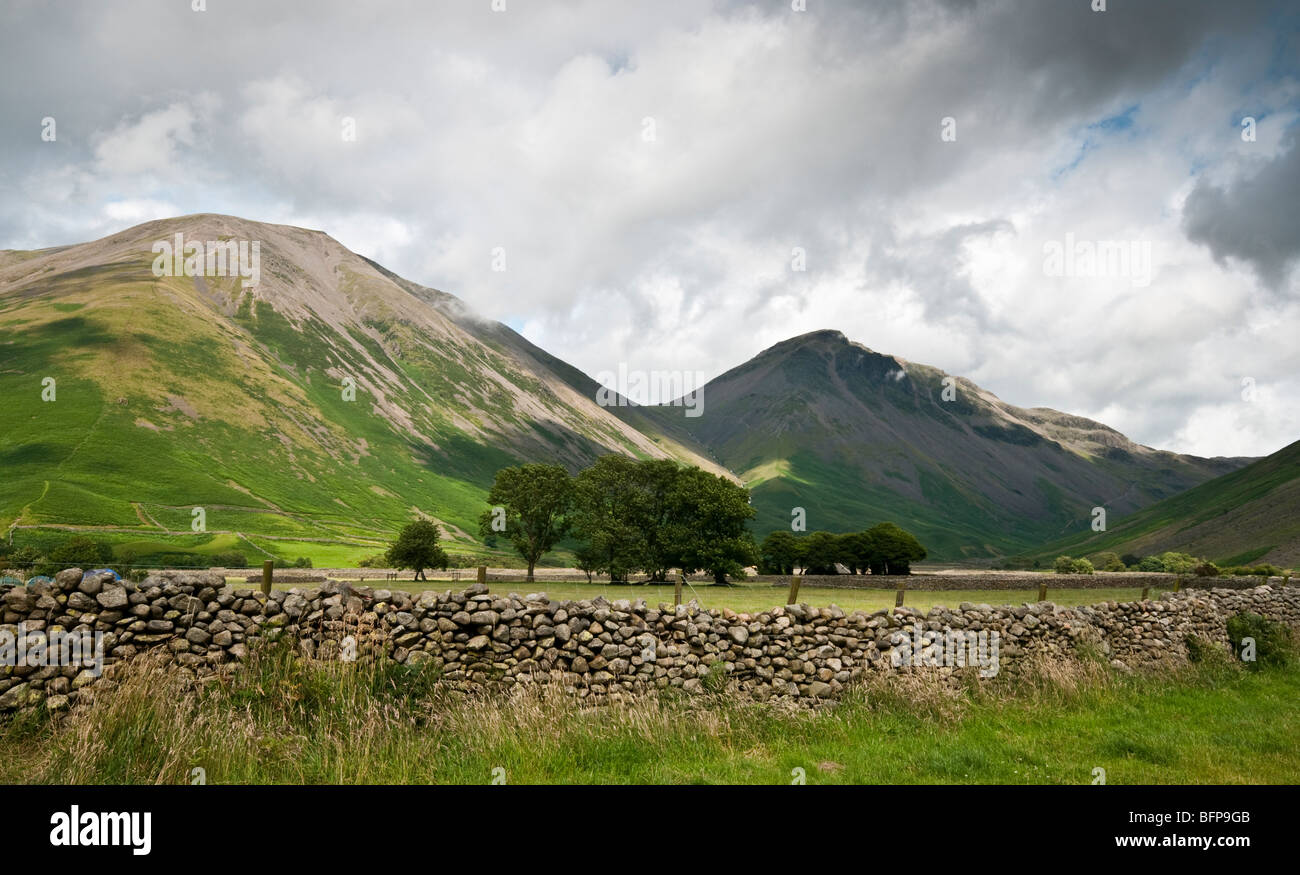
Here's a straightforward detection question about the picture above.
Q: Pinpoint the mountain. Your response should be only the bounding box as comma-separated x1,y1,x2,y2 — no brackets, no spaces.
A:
0,214,718,566
1030,439,1300,568
0,216,1253,567
652,329,1250,558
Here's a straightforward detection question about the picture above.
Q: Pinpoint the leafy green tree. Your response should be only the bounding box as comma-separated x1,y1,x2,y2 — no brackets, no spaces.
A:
44,536,113,574
802,531,843,574
2,545,42,572
1054,555,1076,574
836,531,875,574
386,519,449,581
479,463,573,582
791,536,808,574
1154,552,1199,574
665,467,757,583
1094,551,1126,572
626,459,682,580
211,551,248,568
865,523,927,575
759,531,801,574
570,455,645,582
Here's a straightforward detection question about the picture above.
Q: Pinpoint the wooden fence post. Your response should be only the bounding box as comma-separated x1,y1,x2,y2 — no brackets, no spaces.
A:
1037,582,1047,602
477,565,486,585
894,581,905,609
1141,586,1150,600
674,573,683,608
786,574,801,605
261,559,273,596
1174,576,1182,593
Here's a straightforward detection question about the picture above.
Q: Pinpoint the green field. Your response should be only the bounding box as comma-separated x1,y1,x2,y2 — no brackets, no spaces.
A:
4,642,1295,784
243,577,1153,614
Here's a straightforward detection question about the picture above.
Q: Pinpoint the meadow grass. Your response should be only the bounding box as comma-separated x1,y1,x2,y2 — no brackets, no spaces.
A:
251,578,1154,615
3,641,1296,785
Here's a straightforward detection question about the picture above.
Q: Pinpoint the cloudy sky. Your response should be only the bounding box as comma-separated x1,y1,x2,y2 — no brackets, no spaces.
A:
2,0,1297,458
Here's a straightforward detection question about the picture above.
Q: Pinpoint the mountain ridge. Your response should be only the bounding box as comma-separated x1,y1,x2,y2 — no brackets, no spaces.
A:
0,214,1253,564
652,326,1250,558
0,214,720,565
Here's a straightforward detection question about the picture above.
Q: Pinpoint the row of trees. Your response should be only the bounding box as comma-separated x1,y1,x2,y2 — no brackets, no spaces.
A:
383,458,932,583
479,457,757,583
0,536,310,580
1054,550,1291,578
0,537,115,579
758,525,928,576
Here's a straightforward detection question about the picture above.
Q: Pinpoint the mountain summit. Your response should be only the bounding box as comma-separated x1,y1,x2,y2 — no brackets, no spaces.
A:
0,214,716,558
662,328,1248,557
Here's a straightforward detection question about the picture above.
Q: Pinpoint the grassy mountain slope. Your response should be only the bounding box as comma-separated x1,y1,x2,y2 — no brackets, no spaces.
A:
651,330,1249,559
1030,439,1300,567
0,214,718,565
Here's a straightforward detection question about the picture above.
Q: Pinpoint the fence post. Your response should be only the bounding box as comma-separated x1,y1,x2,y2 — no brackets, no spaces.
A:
1174,576,1182,593
261,559,273,596
894,581,905,609
675,572,683,608
1141,586,1150,600
477,565,486,585
1037,582,1047,602
786,574,801,605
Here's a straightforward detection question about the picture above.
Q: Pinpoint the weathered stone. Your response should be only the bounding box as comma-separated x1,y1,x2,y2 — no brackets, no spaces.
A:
96,586,129,610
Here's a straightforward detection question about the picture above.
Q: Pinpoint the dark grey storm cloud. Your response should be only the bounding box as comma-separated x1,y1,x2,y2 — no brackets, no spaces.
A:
1183,132,1300,287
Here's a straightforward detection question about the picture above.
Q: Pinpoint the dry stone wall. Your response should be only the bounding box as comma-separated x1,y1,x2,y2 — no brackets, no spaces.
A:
765,572,1290,591
2,567,1297,713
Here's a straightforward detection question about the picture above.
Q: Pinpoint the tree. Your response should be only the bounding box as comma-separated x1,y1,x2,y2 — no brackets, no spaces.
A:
41,533,112,572
802,531,843,574
864,522,927,575
665,467,757,583
479,463,573,582
386,520,449,581
1154,551,1199,574
1,546,42,572
570,455,645,582
759,531,801,574
1094,551,1126,572
836,531,874,574
625,458,682,580
1054,555,1094,574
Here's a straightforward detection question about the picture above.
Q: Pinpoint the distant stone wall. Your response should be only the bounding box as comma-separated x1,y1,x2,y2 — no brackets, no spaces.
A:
2,568,1297,713
761,573,1288,591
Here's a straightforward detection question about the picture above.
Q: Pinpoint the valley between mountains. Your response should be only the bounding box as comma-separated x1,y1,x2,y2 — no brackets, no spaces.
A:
3,214,1289,569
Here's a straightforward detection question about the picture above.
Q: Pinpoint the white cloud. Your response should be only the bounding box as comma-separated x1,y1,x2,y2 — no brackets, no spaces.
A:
0,0,1295,457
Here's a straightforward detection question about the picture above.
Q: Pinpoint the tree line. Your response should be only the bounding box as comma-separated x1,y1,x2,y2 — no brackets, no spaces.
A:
758,524,927,576
384,457,930,583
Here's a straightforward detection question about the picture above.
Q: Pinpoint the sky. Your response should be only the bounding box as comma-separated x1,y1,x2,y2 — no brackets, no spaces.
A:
2,0,1297,459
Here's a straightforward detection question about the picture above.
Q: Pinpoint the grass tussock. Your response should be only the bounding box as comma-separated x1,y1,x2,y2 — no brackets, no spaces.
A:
2,633,1298,785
